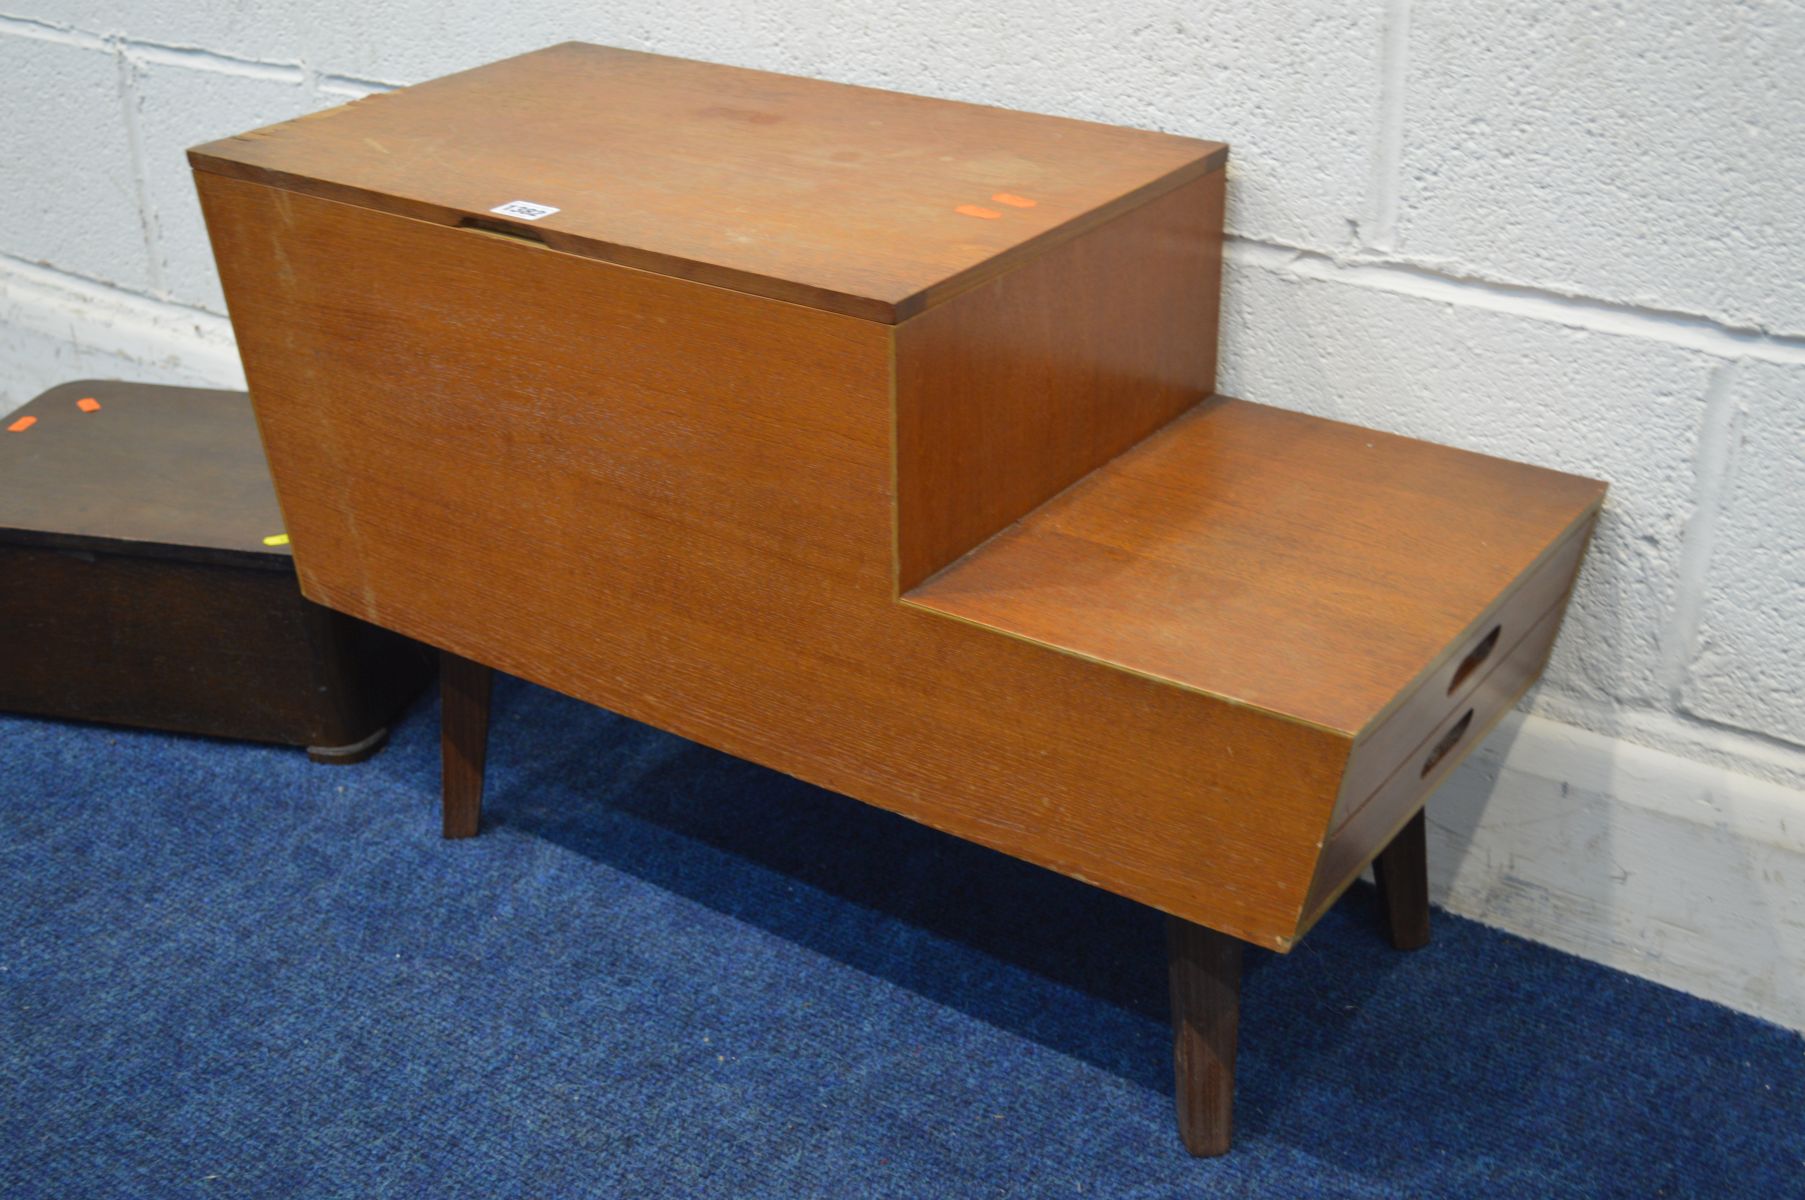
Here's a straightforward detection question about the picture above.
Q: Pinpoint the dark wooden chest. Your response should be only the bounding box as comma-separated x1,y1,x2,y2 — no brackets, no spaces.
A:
0,380,431,761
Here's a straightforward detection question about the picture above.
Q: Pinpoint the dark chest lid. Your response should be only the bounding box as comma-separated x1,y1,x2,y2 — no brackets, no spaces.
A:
0,381,291,568
188,43,1226,323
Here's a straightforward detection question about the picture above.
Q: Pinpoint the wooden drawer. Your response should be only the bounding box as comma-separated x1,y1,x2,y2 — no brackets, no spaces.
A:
1300,585,1577,928
1329,514,1596,833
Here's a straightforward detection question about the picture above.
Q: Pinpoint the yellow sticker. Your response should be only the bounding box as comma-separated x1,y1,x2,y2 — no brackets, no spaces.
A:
262,533,290,547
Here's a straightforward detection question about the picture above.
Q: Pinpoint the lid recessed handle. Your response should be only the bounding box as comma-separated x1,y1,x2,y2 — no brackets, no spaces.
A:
457,216,547,246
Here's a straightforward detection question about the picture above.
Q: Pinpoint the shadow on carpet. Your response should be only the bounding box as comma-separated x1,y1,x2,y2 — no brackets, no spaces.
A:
1,674,1799,1198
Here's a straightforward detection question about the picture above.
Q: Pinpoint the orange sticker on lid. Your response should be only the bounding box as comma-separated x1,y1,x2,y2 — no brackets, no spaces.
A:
77,397,101,413
991,193,1037,208
7,415,36,433
955,204,1002,220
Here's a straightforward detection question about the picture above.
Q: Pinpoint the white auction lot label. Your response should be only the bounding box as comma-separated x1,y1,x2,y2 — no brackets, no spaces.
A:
489,200,560,221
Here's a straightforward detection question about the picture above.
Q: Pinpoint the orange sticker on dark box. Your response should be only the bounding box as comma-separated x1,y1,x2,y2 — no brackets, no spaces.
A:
77,397,102,413
991,193,1037,208
7,415,36,433
954,204,1002,220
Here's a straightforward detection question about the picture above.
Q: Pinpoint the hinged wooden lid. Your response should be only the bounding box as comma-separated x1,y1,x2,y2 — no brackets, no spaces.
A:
0,381,291,568
188,43,1225,323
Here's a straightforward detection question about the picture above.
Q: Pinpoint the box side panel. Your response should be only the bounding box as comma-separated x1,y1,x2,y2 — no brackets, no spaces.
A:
0,545,333,744
197,171,1330,947
894,168,1223,591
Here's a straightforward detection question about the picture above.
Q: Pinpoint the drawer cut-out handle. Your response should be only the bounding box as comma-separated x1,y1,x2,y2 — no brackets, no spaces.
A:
1449,624,1501,694
1421,708,1475,779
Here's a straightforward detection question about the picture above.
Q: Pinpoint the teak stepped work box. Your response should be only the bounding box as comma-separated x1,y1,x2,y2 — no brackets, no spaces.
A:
192,43,1607,1155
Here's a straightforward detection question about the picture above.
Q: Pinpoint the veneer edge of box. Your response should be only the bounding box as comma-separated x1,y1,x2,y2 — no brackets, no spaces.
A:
187,153,1226,327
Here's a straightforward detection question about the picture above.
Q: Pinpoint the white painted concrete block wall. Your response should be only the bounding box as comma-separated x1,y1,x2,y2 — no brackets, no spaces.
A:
3,4,1802,1028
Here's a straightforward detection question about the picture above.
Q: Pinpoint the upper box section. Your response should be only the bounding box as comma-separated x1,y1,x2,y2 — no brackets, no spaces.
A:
188,43,1225,323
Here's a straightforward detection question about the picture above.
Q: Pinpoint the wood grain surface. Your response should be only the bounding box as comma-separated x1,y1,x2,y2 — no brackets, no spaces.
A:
199,172,1345,949
1296,595,1577,934
1,547,319,740
895,169,1222,589
1330,514,1597,831
1167,915,1242,1156
905,397,1606,736
1372,811,1432,951
0,380,291,567
0,543,429,750
193,49,1614,1158
0,380,431,749
440,650,492,839
195,56,1603,946
189,43,1225,323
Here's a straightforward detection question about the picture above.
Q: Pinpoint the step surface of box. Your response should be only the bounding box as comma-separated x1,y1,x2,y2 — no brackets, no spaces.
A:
905,398,1605,738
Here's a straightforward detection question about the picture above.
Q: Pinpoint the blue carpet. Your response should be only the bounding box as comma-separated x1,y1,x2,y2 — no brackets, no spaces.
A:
1,675,1799,1198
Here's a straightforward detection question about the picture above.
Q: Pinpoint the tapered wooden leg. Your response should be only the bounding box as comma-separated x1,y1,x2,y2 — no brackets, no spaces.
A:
1167,915,1243,1157
440,649,492,839
1373,809,1431,950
